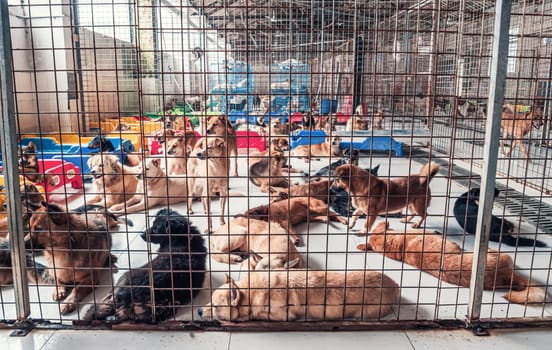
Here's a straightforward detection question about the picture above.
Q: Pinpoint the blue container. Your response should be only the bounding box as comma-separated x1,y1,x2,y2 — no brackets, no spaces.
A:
320,99,337,115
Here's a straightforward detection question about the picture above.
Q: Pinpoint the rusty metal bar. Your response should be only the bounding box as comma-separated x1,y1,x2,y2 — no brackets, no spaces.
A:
467,0,513,323
0,0,30,321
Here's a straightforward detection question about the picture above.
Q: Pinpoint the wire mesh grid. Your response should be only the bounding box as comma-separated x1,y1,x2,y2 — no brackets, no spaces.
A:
0,0,552,331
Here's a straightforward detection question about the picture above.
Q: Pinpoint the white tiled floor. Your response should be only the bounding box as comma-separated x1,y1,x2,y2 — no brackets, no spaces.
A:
3,328,552,350
1,146,552,328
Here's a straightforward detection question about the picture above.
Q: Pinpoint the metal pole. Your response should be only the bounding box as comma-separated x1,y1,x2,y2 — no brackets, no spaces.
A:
0,0,30,320
467,0,512,323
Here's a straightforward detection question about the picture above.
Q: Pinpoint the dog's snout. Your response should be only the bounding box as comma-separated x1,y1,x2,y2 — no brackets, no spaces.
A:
197,308,204,317
140,231,147,241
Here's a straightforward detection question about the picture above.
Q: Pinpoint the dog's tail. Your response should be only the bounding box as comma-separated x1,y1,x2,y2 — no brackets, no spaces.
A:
503,272,547,304
419,161,440,185
228,190,245,197
500,233,547,248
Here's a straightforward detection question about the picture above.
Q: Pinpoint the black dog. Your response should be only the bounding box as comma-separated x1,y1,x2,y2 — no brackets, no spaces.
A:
315,149,371,177
453,188,546,247
87,135,116,153
84,209,207,323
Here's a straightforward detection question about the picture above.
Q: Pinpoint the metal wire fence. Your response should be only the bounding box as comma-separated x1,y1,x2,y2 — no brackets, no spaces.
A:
0,0,551,333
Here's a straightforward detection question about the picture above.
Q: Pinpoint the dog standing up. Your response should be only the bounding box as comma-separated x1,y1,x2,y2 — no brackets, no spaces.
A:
198,269,400,321
25,202,117,314
110,158,188,214
238,197,348,245
210,216,303,270
333,162,440,234
500,103,543,161
290,136,342,161
187,137,229,233
86,154,139,210
453,187,546,247
206,114,239,176
358,221,546,304
84,209,207,322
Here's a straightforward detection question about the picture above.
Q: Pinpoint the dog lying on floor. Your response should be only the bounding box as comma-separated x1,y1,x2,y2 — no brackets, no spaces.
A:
290,136,342,161
84,209,207,323
314,148,362,177
210,216,303,270
88,135,141,166
197,269,400,321
453,187,546,247
249,152,291,192
0,238,53,286
86,154,139,210
358,221,547,304
110,158,188,214
332,162,440,234
237,197,348,246
25,202,117,314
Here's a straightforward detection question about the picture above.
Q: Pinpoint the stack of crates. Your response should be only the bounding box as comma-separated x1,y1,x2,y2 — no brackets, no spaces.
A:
209,59,254,113
270,59,310,114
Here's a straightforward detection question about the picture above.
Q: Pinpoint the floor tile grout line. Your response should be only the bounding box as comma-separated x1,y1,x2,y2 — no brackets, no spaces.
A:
403,330,417,350
37,330,56,350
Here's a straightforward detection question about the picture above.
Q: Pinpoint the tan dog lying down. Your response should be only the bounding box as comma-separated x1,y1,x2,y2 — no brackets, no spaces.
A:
210,217,303,270
198,270,400,321
290,136,342,161
358,221,546,304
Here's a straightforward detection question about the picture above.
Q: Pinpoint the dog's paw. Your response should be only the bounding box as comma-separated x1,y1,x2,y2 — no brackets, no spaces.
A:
53,287,67,301
411,222,421,228
60,302,77,315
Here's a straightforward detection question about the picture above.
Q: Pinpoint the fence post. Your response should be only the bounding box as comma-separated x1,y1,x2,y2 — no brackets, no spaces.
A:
467,0,512,326
0,0,31,320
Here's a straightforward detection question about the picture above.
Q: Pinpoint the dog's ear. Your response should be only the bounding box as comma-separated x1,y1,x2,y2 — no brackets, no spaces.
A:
230,280,241,307
215,138,225,148
26,141,37,152
285,257,301,269
373,221,389,233
151,159,161,168
371,164,380,176
334,165,350,180
46,203,68,226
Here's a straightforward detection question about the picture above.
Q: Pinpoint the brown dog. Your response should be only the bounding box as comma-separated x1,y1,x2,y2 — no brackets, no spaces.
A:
333,162,440,234
25,202,116,314
198,270,400,321
248,137,290,166
290,136,342,161
110,158,188,214
500,103,543,161
86,154,139,210
238,197,348,245
359,221,547,304
163,131,197,175
269,179,332,203
187,137,229,233
210,217,303,270
249,152,290,193
206,114,238,176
